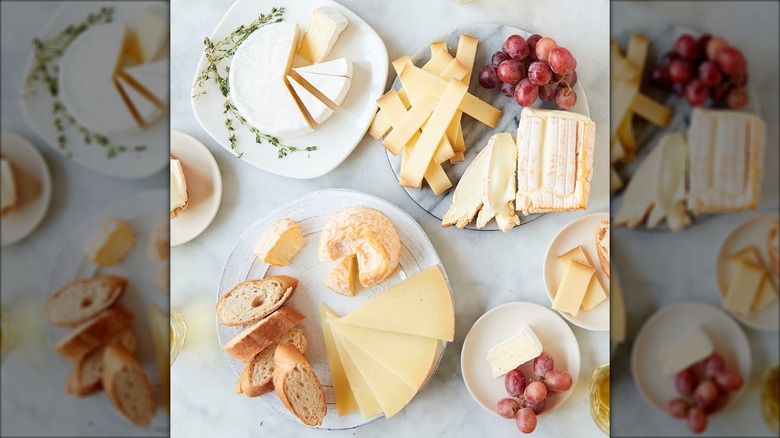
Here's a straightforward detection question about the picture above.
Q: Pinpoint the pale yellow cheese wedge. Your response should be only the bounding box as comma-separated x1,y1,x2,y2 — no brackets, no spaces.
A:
724,260,765,316
557,246,607,310
552,259,594,317
83,219,134,267
319,305,359,416
253,219,304,267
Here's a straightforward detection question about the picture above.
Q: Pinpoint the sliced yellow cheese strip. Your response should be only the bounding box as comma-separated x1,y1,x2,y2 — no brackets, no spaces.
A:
449,34,478,156
340,265,454,341
557,246,607,310
724,260,765,316
382,94,437,155
330,320,382,418
330,318,437,390
552,259,594,317
320,305,359,416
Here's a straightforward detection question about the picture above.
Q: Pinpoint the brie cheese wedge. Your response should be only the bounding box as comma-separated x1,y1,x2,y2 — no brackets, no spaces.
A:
114,75,162,128
287,75,334,125
476,133,519,232
614,138,664,228
294,57,353,78
441,145,491,228
297,7,348,63
119,61,168,109
295,66,352,107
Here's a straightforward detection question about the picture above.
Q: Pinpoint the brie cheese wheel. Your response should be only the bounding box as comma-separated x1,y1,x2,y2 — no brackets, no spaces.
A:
657,326,713,376
441,145,491,228
515,108,596,214
687,109,766,214
1,157,18,218
294,57,353,78
58,23,138,134
297,7,348,63
476,133,519,232
114,75,162,128
170,157,188,217
287,75,334,125
229,22,313,138
295,66,352,106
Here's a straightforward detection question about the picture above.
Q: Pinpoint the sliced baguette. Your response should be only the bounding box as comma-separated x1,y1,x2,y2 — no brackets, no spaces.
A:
273,344,327,427
223,306,304,363
217,276,299,326
54,307,134,363
236,328,307,397
596,219,610,278
46,276,127,327
101,344,156,426
66,327,138,396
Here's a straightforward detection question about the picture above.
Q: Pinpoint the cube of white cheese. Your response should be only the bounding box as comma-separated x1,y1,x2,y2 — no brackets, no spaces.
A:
486,325,543,377
657,326,713,376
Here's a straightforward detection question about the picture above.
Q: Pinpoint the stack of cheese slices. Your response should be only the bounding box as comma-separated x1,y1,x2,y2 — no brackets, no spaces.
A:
229,7,353,139
58,7,169,135
321,265,454,419
723,245,778,318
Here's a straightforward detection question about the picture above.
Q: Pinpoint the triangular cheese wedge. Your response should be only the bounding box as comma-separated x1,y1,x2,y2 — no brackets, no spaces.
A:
753,276,778,311
127,8,168,63
477,133,519,232
294,57,353,78
287,75,334,125
295,69,351,107
442,145,491,228
557,246,607,310
330,319,437,390
340,265,453,341
320,305,359,416
323,255,357,296
118,63,168,108
330,326,382,418
614,137,664,228
114,75,162,128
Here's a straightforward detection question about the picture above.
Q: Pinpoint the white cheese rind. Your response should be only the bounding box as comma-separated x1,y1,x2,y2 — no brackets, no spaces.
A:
115,75,162,127
294,57,353,78
297,7,348,63
486,325,543,377
296,70,352,107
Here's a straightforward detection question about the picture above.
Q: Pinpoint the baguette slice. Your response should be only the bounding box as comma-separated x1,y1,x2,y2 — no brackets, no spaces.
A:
46,276,127,327
101,344,156,426
236,328,307,397
66,327,138,396
54,307,134,363
596,219,610,277
273,344,327,427
223,306,305,363
217,276,299,326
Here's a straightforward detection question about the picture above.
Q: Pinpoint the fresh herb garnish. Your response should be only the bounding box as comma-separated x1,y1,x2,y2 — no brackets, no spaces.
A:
25,7,146,159
194,7,316,159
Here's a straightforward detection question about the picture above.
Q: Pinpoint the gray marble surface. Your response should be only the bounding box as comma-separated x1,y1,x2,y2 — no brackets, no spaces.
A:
170,0,609,437
611,2,779,437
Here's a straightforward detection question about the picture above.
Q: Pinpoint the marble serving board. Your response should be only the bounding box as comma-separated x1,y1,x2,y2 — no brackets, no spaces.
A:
386,24,591,231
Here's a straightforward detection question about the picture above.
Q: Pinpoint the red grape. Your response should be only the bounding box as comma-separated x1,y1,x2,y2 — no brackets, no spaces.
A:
701,352,726,378
535,37,557,62
706,36,728,61
524,381,548,403
733,71,749,86
661,52,679,67
496,398,521,419
667,397,692,418
514,79,538,107
694,380,720,409
668,59,694,83
544,370,573,391
539,82,557,102
717,46,747,76
711,83,730,101
548,47,577,75
650,66,670,87
515,408,537,434
684,80,709,106
687,407,708,434
672,82,686,96
674,34,700,60
697,34,712,54
698,61,723,86
527,34,543,53
497,59,525,84
675,369,699,397
500,82,516,97
560,71,577,87
532,352,554,377
503,35,530,61
714,370,744,393
727,87,748,109
523,398,546,415
556,87,577,110
478,65,501,89
528,62,553,86
491,51,512,67
505,369,526,396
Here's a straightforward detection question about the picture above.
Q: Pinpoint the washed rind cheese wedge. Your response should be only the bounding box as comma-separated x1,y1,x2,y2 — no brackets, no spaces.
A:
253,219,304,267
323,255,357,296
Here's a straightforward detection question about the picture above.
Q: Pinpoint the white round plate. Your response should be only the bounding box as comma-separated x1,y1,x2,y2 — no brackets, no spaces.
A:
20,2,168,180
388,24,595,231
1,130,52,246
191,0,389,179
715,213,779,332
46,189,169,432
461,302,581,418
217,189,452,429
170,130,222,246
631,301,751,418
543,212,610,331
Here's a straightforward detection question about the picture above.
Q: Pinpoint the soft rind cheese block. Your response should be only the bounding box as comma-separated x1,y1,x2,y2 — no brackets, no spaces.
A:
114,75,162,128
657,326,713,376
296,67,352,107
229,22,313,138
323,255,357,296
486,325,543,377
552,259,594,317
329,319,382,418
442,146,490,228
319,305,359,416
83,218,134,267
687,109,766,214
476,133,519,232
614,137,664,228
557,246,607,310
297,7,348,63
253,219,304,267
0,157,17,218
170,157,188,218
340,265,454,341
330,318,437,390
58,23,137,134
655,133,690,232
294,57,353,78
515,108,595,214
287,75,334,125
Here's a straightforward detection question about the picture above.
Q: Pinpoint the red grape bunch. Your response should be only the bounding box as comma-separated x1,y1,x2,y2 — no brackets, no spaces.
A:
666,351,744,434
650,33,749,109
478,34,579,111
495,351,574,434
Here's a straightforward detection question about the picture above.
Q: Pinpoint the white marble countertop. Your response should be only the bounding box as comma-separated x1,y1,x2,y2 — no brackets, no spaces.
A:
169,0,609,437
611,2,779,437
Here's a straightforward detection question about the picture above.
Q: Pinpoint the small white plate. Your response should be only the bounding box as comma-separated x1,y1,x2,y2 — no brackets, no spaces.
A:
191,0,388,179
20,2,169,180
715,213,779,332
543,212,610,331
170,130,222,246
461,302,580,418
217,189,451,429
1,130,52,246
631,301,751,418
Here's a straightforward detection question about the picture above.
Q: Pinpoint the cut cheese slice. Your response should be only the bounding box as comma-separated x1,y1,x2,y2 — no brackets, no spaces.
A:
657,326,713,376
557,246,607,310
323,255,357,296
649,133,690,231
114,75,162,128
442,146,491,228
130,7,168,63
119,61,168,108
252,219,304,267
295,68,352,107
486,325,542,377
723,259,765,316
476,133,519,232
382,94,437,155
333,329,417,419
330,320,382,418
320,305,359,416
614,138,664,228
330,319,437,390
83,218,134,267
297,7,348,63
170,157,188,217
753,276,779,311
287,75,334,125
340,265,453,341
552,259,593,317
294,57,353,78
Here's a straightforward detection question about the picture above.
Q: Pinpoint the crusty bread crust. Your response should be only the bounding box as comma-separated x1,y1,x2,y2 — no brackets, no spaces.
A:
101,344,156,426
596,219,610,278
217,276,298,326
236,328,307,397
223,306,304,363
54,307,134,363
66,327,138,396
272,344,326,427
46,276,127,327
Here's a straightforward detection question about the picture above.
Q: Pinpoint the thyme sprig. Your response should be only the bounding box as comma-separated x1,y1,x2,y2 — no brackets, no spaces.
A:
24,7,146,159
194,7,316,159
